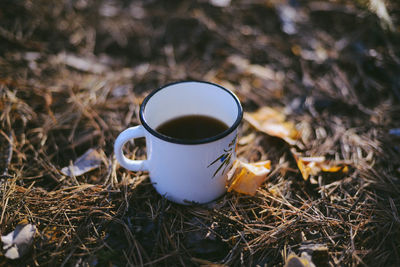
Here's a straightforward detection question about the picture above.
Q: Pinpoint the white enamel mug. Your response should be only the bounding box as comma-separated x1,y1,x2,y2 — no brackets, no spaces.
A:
114,81,243,204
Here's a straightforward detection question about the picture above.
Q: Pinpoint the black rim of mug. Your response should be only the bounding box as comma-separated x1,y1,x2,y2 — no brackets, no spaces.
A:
139,80,243,145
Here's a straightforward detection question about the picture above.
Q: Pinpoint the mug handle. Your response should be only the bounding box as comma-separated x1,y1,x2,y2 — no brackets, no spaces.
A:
114,126,149,171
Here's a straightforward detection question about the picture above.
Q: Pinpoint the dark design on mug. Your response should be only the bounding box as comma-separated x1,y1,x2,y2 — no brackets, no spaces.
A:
208,134,237,177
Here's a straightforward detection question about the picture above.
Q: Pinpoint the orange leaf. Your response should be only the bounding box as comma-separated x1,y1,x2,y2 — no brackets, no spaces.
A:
296,156,312,180
244,107,300,145
321,165,349,173
227,160,271,196
291,149,349,181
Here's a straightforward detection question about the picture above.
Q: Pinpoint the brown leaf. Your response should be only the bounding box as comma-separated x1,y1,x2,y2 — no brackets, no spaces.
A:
227,160,271,196
43,92,57,123
244,107,300,145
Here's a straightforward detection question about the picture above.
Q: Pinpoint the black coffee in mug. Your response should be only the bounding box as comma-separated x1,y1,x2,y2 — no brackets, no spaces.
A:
114,81,243,204
156,115,228,141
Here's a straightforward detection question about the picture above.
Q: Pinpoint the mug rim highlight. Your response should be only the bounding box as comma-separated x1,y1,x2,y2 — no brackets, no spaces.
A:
139,80,243,145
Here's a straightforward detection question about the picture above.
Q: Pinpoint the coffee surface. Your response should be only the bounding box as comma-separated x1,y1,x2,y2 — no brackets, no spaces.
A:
155,115,228,141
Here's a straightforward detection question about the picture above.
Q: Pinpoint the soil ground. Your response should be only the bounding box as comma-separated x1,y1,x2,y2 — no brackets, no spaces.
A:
1,0,400,266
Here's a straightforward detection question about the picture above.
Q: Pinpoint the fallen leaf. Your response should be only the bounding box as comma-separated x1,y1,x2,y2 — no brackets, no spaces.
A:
227,55,277,81
1,224,36,259
299,243,329,266
244,107,300,145
369,0,394,31
238,132,256,145
210,0,231,7
52,53,109,74
43,92,56,123
291,149,348,181
284,252,315,267
321,165,349,173
61,148,103,177
227,160,271,196
43,226,63,243
277,4,303,35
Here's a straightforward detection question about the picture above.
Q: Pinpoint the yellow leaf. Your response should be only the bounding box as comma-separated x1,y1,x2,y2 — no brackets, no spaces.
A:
244,107,299,145
227,160,271,196
291,149,349,181
296,156,312,180
291,45,302,56
321,165,349,173
297,156,325,180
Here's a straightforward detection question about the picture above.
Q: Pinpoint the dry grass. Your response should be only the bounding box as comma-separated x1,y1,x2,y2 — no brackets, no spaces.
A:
1,0,400,266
